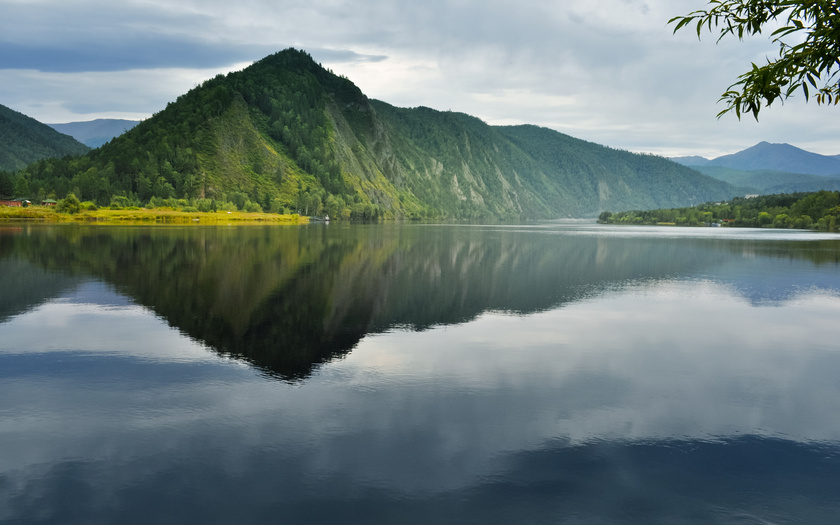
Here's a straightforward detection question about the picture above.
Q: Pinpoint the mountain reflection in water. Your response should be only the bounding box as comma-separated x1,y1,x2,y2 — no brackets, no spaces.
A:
1,223,839,524
3,223,838,379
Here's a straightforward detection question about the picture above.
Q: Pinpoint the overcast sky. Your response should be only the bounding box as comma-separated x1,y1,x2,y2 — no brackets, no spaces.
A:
1,0,838,158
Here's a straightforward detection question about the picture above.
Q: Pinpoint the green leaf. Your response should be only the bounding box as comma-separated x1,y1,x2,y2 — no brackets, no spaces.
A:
670,0,840,120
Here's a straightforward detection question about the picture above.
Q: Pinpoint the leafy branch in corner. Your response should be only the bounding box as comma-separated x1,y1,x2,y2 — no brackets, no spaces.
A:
669,0,840,119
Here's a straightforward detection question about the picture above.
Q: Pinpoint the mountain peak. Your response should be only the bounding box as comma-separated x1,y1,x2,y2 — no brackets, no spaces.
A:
709,142,840,176
7,48,735,218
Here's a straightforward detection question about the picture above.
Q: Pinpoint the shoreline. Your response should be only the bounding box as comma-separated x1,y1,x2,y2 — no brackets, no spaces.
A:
0,206,308,225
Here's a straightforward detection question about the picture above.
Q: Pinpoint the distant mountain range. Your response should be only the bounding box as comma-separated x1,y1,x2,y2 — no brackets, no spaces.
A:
670,142,840,195
672,142,840,176
48,119,140,148
0,103,90,173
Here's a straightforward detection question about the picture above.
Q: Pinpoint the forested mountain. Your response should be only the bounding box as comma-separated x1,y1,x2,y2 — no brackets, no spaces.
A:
48,119,140,148
0,103,89,174
495,125,732,214
8,48,735,219
708,142,840,176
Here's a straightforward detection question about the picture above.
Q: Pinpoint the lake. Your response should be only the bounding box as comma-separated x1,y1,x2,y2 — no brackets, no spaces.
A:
1,221,839,524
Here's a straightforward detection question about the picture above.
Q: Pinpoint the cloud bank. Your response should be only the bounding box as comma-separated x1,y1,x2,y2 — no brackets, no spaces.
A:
1,0,838,157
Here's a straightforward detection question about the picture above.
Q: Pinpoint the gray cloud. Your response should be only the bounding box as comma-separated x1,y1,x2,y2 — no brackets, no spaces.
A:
1,0,838,156
0,40,273,73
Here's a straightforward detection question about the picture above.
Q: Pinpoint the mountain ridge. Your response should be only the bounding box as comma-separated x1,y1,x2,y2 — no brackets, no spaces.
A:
48,119,140,148
671,141,840,177
9,48,735,218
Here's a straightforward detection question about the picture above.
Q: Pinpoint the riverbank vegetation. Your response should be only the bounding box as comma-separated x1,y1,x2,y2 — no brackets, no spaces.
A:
598,191,840,231
0,194,305,224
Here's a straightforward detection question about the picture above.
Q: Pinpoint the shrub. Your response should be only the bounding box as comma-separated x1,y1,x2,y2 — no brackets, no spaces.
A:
230,191,248,210
244,201,263,213
196,199,214,212
269,198,284,213
56,193,81,214
110,195,131,209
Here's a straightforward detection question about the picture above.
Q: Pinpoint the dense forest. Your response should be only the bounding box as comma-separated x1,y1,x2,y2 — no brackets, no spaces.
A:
598,191,840,231
2,48,738,220
0,103,89,173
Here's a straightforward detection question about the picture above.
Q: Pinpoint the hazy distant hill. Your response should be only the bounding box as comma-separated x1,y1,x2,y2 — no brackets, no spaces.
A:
672,142,840,177
670,142,840,195
669,155,710,167
48,119,140,148
710,142,840,176
11,48,735,219
0,103,89,173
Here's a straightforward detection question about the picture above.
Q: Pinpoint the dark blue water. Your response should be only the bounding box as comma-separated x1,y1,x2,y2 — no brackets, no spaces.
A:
1,223,839,524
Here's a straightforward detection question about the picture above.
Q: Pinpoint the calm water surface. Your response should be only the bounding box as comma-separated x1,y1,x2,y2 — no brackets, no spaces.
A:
1,222,839,524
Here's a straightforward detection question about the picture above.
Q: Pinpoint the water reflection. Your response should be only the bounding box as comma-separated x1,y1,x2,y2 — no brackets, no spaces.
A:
1,224,839,524
3,224,839,379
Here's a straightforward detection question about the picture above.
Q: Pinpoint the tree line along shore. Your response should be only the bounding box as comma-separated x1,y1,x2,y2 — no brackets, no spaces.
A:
598,191,840,231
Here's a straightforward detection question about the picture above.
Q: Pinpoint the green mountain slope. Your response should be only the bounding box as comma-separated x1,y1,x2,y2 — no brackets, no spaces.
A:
10,48,736,219
496,125,732,214
0,103,89,174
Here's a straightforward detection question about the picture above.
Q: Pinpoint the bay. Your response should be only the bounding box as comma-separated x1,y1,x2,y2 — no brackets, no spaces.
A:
1,222,839,524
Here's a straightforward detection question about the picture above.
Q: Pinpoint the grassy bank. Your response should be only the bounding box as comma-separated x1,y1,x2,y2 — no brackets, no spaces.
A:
0,205,307,225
